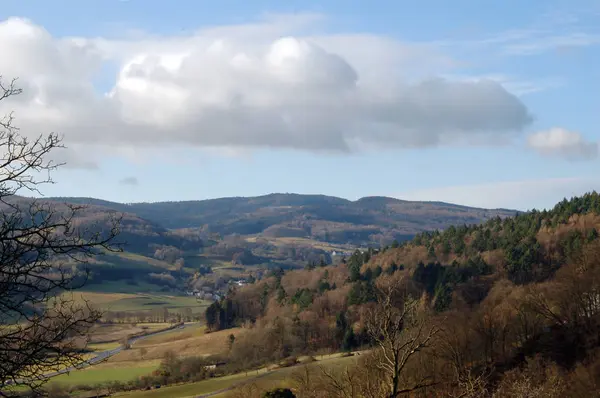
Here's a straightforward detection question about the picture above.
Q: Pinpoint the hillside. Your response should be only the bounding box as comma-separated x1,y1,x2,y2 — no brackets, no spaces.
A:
46,193,517,246
4,196,203,256
197,191,600,397
362,191,600,285
4,193,516,297
208,193,600,335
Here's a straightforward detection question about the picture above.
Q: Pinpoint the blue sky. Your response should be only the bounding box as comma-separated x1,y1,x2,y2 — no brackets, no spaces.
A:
0,0,599,210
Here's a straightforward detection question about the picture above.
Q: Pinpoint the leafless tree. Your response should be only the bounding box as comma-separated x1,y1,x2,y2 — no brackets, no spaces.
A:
0,77,120,396
365,277,439,397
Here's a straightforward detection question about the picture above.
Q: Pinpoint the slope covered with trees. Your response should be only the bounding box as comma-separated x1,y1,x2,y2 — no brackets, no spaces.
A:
199,191,600,397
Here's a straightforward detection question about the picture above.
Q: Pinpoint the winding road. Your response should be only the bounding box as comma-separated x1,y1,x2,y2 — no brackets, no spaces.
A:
54,323,190,376
7,322,191,385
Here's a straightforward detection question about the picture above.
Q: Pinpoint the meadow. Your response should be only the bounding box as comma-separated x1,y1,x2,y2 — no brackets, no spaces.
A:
46,325,242,388
65,290,209,314
45,320,359,398
111,353,359,398
109,326,246,363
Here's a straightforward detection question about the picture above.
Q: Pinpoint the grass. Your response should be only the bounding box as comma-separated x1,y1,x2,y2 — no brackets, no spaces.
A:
103,295,207,313
110,327,246,363
245,236,356,252
66,291,210,313
49,362,160,387
87,342,122,352
83,280,171,294
112,252,175,270
135,323,206,346
183,254,231,269
114,372,258,398
88,322,171,343
113,353,360,398
234,354,358,394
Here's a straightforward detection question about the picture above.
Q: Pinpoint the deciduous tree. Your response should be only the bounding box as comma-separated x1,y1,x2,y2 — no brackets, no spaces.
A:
365,277,439,397
0,77,120,396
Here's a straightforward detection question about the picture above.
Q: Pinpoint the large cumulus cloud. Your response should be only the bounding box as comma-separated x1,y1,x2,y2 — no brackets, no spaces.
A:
0,16,534,164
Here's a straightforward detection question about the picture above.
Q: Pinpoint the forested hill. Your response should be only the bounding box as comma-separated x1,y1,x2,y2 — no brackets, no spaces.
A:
44,193,516,245
202,192,600,397
363,190,600,287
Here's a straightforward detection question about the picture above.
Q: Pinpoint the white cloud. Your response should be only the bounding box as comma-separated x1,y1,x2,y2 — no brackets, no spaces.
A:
0,15,534,166
396,177,600,210
527,127,598,160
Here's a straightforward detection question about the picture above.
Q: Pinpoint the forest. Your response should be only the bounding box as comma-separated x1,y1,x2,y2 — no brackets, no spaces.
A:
202,191,600,397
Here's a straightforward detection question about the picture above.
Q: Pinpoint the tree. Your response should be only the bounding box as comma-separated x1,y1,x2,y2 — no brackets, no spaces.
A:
205,302,220,331
0,77,120,395
319,256,327,267
365,277,439,397
342,327,356,352
263,388,296,398
227,333,236,352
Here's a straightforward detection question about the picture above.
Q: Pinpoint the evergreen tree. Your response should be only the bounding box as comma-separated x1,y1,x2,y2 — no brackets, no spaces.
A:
276,285,287,304
373,265,383,278
342,327,356,351
319,256,327,267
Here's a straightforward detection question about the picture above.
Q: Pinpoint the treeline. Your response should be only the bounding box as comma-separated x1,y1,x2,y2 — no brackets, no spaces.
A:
102,307,198,324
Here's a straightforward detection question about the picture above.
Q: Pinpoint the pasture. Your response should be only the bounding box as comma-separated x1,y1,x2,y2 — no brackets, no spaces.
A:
65,291,209,314
87,322,169,343
109,326,246,362
49,360,162,387
45,324,242,389
112,353,360,398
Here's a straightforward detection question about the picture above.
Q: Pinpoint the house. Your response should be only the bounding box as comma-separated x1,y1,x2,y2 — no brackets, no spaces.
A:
204,361,227,371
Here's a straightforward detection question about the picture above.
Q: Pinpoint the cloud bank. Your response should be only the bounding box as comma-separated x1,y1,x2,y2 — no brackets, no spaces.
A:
0,15,535,165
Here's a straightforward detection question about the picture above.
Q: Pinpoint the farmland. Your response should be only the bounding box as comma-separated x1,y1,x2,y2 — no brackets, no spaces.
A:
45,324,241,388
112,353,360,398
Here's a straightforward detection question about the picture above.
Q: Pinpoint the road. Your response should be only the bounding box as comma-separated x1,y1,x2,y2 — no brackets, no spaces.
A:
8,322,191,384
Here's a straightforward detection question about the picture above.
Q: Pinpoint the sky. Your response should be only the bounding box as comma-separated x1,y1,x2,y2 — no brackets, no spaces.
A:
0,0,599,210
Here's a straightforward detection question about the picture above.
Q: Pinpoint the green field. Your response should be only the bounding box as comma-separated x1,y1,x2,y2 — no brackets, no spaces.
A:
83,280,170,294
114,371,260,398
87,342,121,352
99,294,207,313
68,291,210,313
50,363,160,387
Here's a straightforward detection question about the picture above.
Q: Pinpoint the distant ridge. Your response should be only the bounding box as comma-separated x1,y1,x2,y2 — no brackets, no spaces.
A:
42,193,518,246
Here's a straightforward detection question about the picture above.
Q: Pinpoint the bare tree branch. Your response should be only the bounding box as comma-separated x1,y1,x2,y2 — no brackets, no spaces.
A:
0,77,121,396
365,277,440,398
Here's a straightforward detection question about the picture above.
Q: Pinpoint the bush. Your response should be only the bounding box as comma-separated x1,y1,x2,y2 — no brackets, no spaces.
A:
263,388,296,398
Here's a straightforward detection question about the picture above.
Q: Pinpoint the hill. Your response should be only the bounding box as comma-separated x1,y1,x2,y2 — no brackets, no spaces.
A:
4,193,516,297
195,191,600,397
45,193,517,246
